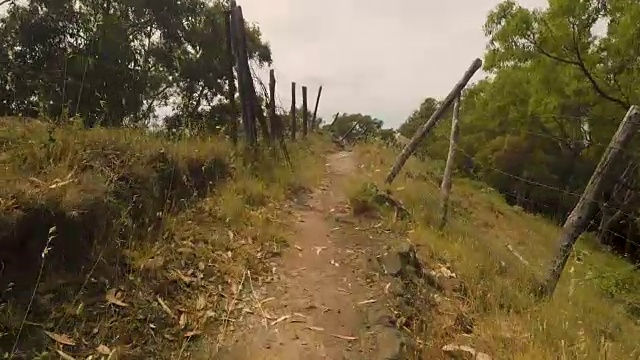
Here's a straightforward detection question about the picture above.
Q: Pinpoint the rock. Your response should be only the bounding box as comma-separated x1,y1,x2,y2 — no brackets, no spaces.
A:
378,252,403,276
404,265,418,278
367,310,396,328
424,265,464,296
396,243,421,272
389,279,405,297
442,344,491,360
374,326,406,360
377,242,422,277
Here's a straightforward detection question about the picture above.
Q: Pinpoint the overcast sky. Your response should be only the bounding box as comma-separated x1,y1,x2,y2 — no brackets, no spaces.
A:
242,0,547,128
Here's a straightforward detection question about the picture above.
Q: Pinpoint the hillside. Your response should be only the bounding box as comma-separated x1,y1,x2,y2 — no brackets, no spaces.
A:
0,117,330,358
0,116,638,359
348,141,640,359
2,0,640,358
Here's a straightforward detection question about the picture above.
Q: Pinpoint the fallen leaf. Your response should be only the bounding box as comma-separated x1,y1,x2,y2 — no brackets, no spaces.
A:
196,295,206,310
184,330,202,338
260,297,275,305
228,230,235,241
294,245,303,251
44,331,76,346
306,326,324,332
270,315,290,326
179,313,187,328
105,289,128,307
357,299,377,305
49,179,75,189
332,334,358,341
314,246,328,255
157,296,174,318
96,344,111,355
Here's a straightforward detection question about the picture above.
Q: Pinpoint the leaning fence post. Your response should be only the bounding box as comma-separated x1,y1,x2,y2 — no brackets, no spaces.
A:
438,96,461,230
329,113,339,129
540,105,640,298
385,58,482,185
311,85,323,130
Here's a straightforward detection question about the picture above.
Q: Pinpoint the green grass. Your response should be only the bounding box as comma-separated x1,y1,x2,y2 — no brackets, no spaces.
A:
0,117,330,358
348,141,640,359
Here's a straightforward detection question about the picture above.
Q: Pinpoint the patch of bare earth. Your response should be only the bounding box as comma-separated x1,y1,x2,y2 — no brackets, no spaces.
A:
206,151,409,360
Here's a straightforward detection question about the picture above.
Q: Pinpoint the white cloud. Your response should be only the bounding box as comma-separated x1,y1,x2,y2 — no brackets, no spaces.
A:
240,0,548,128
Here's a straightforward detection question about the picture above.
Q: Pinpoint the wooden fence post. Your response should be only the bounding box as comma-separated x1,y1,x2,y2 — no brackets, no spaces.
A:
291,82,297,140
384,58,482,185
311,85,323,130
269,69,278,140
438,96,461,230
540,105,640,297
230,5,257,145
302,86,308,138
340,120,361,143
224,10,238,144
268,69,291,164
329,113,339,129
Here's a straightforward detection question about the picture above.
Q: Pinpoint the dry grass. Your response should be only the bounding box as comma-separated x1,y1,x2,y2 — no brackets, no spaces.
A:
0,117,330,358
348,141,640,359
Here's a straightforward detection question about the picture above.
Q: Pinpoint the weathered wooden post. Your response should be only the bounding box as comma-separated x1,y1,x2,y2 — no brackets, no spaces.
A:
302,86,308,138
224,10,238,144
230,5,257,145
291,82,297,140
340,120,361,143
385,58,482,185
268,70,291,164
268,69,278,140
541,106,640,297
329,113,340,129
438,96,461,230
311,85,323,130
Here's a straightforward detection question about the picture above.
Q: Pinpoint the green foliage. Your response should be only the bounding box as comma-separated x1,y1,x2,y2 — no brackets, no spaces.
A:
325,113,396,143
0,0,271,128
329,113,382,135
398,0,640,258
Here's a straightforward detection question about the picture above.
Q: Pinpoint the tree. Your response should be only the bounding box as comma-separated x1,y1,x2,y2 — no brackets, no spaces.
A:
0,0,271,129
396,0,640,263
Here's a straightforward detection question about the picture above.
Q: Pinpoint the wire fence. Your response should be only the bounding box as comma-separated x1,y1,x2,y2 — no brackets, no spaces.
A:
393,112,640,262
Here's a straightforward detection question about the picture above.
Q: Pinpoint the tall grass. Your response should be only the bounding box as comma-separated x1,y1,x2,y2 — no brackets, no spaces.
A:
0,117,330,358
348,141,640,359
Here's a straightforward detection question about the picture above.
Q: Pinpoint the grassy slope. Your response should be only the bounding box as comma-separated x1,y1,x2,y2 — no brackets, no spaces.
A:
349,142,640,359
0,117,329,358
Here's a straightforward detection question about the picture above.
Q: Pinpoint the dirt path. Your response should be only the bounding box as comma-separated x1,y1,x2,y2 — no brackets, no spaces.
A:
210,151,405,360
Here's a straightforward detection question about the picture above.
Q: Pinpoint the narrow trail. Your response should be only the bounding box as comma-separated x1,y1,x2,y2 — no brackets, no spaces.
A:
211,151,405,360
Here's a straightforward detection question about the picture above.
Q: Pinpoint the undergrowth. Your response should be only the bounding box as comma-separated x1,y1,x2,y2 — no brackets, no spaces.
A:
347,141,640,359
0,117,329,358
